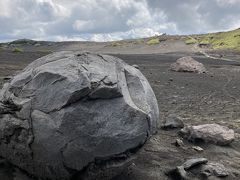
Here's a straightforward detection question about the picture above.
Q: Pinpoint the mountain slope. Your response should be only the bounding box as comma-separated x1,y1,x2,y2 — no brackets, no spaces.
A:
185,28,240,51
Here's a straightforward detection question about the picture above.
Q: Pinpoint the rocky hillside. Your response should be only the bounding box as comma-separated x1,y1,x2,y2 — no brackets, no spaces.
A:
0,29,240,56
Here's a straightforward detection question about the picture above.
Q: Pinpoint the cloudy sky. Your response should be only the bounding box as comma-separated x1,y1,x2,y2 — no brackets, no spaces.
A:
0,0,240,42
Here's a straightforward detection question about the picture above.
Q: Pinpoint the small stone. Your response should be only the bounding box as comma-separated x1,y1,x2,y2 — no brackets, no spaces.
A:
182,158,208,170
201,162,229,177
192,146,204,152
162,114,184,129
181,124,235,145
175,138,184,147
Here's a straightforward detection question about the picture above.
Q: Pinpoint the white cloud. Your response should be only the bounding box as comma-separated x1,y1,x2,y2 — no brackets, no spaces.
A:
215,0,240,6
73,20,94,31
90,34,118,42
0,0,240,42
0,0,11,17
89,28,161,42
147,0,240,34
52,35,86,42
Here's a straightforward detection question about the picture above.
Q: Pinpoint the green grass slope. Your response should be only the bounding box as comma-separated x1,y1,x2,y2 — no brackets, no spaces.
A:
185,28,240,50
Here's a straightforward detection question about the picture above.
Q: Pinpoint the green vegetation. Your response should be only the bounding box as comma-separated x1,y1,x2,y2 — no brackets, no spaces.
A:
185,28,240,50
106,36,165,47
10,39,36,45
12,48,23,53
110,42,123,47
147,37,160,45
132,39,145,45
185,37,198,45
208,29,240,50
0,44,4,50
199,38,210,46
108,39,146,47
38,50,53,54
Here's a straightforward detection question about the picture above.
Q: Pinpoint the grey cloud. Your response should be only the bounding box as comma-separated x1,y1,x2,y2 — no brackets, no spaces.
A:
0,0,239,41
45,0,145,36
147,0,240,34
0,0,63,40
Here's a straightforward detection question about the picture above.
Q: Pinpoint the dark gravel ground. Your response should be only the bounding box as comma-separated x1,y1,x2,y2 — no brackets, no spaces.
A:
114,54,240,180
0,50,240,179
0,50,48,87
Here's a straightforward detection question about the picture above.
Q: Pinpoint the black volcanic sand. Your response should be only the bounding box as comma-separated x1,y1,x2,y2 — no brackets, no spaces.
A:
0,50,240,179
0,50,49,87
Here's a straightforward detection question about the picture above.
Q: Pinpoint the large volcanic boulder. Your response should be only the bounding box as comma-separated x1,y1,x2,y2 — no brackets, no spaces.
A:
170,56,206,73
0,52,159,180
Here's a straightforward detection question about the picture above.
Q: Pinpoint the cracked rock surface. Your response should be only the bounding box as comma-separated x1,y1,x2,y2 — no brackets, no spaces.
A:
0,51,159,180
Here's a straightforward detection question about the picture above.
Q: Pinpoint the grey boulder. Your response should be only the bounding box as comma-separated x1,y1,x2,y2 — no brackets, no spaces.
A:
0,51,159,180
170,56,206,73
180,124,235,145
166,158,208,180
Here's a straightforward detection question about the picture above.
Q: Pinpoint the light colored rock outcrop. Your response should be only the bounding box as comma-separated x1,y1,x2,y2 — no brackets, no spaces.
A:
182,158,208,170
181,124,235,145
201,162,229,177
170,56,206,73
167,159,229,179
0,51,159,180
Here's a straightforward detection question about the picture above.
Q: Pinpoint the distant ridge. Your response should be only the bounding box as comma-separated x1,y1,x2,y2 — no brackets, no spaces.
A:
184,28,240,51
